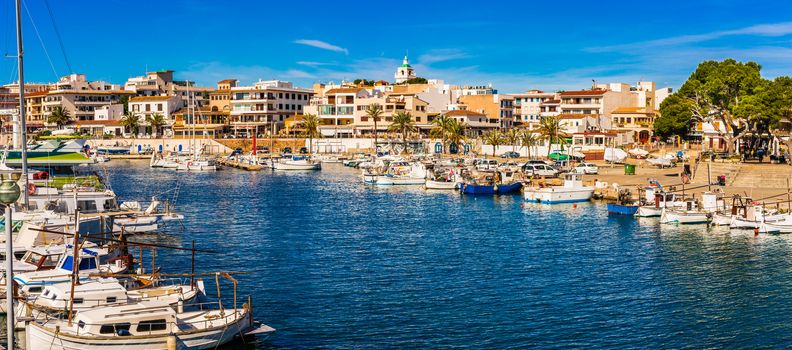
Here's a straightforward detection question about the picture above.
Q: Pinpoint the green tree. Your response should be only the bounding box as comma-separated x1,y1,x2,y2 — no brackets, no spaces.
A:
302,113,322,154
430,114,452,155
538,116,560,157
403,77,428,84
481,130,504,157
118,96,130,113
506,128,521,152
655,94,694,139
520,130,538,159
446,119,467,154
657,59,766,154
145,113,166,138
121,112,140,138
47,106,71,129
388,111,417,154
365,103,383,153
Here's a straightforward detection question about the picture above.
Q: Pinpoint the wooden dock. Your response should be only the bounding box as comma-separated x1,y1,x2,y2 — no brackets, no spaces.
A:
218,158,265,171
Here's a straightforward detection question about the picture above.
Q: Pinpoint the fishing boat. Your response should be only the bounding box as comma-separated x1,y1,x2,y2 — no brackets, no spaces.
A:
523,173,594,204
375,162,426,186
14,245,130,297
25,298,268,350
758,217,792,233
634,184,685,217
272,156,321,171
660,207,712,225
460,170,522,195
607,189,639,215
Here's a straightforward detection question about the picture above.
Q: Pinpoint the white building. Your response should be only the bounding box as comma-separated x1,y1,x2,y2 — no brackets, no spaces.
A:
394,55,416,83
229,80,313,137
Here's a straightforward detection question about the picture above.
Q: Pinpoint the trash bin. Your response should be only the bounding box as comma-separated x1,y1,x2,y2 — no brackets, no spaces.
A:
717,175,726,186
624,164,636,175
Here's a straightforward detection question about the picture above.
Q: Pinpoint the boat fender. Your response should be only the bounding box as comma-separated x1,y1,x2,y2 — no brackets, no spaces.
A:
493,185,499,192
167,333,177,350
27,183,36,196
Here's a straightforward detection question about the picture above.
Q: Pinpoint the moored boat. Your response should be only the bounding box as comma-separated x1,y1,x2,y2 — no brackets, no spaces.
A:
272,156,321,171
660,208,712,225
523,173,594,204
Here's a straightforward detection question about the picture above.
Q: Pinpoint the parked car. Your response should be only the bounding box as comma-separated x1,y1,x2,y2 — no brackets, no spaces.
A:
522,163,559,177
256,146,270,154
572,162,599,174
526,159,550,165
500,151,520,158
474,158,499,171
299,147,309,154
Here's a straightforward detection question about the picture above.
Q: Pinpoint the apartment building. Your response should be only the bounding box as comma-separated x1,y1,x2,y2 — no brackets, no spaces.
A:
24,74,133,128
229,80,313,137
172,79,236,138
610,107,657,143
356,94,429,135
442,109,500,137
510,90,558,126
124,70,213,109
457,94,515,128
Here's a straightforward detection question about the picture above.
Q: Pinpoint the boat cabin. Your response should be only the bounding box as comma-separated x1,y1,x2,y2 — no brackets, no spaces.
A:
27,189,118,214
37,277,128,311
15,245,124,295
73,301,177,336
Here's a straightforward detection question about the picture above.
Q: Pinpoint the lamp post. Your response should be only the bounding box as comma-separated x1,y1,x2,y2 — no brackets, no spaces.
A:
0,177,20,349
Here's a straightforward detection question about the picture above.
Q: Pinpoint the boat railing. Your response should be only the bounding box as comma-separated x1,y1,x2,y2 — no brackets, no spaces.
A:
59,300,249,337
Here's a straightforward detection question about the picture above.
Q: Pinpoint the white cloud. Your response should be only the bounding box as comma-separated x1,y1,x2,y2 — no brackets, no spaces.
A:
418,49,469,64
588,21,792,52
293,39,349,55
296,61,335,68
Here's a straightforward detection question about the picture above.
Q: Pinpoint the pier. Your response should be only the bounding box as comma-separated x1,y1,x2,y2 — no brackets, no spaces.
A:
217,158,264,171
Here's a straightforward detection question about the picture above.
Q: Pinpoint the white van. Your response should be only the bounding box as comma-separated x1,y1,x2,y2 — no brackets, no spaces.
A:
522,163,559,177
474,158,499,171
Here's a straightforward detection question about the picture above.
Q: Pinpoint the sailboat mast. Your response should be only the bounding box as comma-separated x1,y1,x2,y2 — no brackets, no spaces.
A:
15,0,30,208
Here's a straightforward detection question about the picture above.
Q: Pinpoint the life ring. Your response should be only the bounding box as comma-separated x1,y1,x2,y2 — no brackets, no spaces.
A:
27,183,36,195
187,161,193,167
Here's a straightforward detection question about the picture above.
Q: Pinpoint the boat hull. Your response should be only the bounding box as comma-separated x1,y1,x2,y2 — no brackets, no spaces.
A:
635,206,662,217
607,203,639,215
26,315,253,350
425,180,459,190
272,162,321,171
460,182,522,195
375,177,425,186
660,210,711,224
523,187,594,204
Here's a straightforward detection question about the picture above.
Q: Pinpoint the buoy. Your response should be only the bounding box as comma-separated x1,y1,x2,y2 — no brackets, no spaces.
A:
754,229,759,236
573,204,577,209
27,183,36,195
166,333,177,350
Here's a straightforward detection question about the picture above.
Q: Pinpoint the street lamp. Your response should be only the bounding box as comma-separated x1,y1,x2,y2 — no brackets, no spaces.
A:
0,176,20,349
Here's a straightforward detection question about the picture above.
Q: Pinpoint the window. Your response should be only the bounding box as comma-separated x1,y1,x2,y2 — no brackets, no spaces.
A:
100,323,131,335
157,104,162,111
107,296,117,303
73,298,84,304
145,104,150,112
278,93,283,98
136,319,168,332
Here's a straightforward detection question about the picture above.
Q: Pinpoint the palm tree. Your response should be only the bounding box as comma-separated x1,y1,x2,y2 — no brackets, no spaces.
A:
446,119,467,154
388,111,417,154
121,112,140,138
538,116,561,157
302,113,322,154
481,130,504,157
520,130,538,159
365,103,383,154
506,128,521,153
430,114,452,155
47,106,70,129
146,113,166,138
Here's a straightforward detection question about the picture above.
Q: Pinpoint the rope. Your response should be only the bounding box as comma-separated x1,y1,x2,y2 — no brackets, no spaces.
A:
21,0,59,79
42,0,71,74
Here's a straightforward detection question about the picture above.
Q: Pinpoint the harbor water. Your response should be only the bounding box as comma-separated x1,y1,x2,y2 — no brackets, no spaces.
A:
101,160,792,348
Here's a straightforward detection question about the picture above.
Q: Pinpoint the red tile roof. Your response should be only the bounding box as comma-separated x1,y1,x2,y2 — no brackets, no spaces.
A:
560,89,607,96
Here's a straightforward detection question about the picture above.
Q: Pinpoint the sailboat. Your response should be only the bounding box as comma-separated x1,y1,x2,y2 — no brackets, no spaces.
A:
176,81,218,172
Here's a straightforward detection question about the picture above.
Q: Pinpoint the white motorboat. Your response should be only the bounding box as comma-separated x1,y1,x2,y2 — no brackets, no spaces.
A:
523,173,594,204
176,158,218,171
758,217,792,233
660,208,712,224
26,299,267,350
272,156,321,171
425,179,459,190
374,162,427,186
634,187,685,217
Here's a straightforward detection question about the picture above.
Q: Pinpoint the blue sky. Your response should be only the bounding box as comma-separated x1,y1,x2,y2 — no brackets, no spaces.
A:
2,0,792,92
